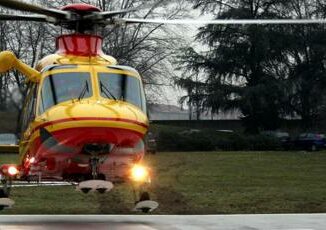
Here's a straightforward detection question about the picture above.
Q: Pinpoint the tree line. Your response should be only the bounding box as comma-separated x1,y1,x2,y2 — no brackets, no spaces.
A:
177,0,326,133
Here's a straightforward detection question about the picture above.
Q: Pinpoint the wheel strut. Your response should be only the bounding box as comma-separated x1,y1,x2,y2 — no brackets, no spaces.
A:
90,157,99,179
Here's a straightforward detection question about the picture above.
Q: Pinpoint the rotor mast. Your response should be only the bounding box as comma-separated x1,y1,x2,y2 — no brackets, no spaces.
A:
56,34,104,57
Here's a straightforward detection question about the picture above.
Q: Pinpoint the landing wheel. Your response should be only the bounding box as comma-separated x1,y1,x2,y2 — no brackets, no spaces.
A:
132,183,159,213
76,155,114,194
138,192,151,213
140,207,151,213
96,188,107,194
76,180,114,194
0,176,14,210
81,187,92,194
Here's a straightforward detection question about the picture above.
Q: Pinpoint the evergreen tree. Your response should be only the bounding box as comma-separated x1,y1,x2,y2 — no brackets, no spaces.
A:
180,0,326,132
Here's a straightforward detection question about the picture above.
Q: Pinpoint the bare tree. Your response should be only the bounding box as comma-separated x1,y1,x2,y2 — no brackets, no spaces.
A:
0,0,190,131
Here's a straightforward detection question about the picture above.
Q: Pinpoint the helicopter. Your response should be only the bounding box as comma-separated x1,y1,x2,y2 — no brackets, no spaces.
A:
0,0,325,213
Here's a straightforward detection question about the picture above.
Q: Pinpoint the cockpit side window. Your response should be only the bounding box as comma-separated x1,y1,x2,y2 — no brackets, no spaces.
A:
98,73,146,112
19,83,37,133
39,72,92,114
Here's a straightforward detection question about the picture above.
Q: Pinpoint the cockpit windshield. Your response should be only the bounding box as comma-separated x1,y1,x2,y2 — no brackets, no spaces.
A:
98,73,146,112
39,72,92,114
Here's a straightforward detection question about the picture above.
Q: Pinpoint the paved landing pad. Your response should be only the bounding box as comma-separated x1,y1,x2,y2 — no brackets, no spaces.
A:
0,214,325,230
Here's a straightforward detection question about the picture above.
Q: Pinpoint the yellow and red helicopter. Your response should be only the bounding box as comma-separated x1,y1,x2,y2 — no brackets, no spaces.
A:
0,0,325,212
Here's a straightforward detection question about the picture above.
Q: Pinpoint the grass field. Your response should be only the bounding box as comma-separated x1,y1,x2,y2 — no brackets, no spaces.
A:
0,151,325,214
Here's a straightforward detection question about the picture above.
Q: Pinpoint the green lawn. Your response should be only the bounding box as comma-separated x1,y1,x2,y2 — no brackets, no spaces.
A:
0,151,325,214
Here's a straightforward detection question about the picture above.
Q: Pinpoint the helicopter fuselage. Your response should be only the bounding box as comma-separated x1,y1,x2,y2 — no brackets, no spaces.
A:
21,65,148,181
2,34,149,182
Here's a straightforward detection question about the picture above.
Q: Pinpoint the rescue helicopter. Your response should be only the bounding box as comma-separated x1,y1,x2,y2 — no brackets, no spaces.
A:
0,0,325,213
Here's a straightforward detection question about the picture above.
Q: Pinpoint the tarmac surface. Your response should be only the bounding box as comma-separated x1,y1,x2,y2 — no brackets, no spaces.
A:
0,214,325,230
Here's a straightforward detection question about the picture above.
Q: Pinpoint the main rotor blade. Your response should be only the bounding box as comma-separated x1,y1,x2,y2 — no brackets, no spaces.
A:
113,18,326,25
85,6,141,20
0,14,48,22
85,2,157,20
0,0,69,19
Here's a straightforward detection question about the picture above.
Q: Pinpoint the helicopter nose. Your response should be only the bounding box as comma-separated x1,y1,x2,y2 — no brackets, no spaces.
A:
35,100,148,154
41,99,149,135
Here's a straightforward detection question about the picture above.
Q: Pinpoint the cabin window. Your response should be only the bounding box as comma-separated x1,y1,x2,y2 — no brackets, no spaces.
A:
19,83,38,133
39,72,92,114
98,73,146,112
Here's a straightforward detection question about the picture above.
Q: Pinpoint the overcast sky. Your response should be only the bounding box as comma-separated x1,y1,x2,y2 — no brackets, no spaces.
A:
156,9,213,106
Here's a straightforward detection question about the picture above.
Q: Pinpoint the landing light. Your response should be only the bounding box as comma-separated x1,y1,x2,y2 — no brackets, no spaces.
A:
130,165,149,182
8,166,18,176
29,157,36,164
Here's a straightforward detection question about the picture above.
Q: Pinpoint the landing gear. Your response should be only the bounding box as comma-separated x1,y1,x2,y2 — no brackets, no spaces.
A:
0,175,11,197
132,182,159,213
76,146,159,213
90,157,100,179
76,147,113,194
135,191,158,213
76,155,114,194
76,179,114,194
0,175,15,210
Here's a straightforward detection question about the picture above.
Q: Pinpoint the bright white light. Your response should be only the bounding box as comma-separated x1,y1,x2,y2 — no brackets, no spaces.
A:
29,157,36,164
8,166,18,176
130,165,149,182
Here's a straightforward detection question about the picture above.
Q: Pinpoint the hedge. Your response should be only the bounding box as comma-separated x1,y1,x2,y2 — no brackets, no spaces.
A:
155,129,281,151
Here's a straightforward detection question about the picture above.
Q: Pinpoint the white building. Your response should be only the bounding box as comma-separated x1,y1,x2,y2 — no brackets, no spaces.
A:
148,103,241,121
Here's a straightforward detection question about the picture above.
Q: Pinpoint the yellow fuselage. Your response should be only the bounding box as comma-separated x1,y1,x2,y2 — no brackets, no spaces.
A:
0,34,149,181
20,64,148,159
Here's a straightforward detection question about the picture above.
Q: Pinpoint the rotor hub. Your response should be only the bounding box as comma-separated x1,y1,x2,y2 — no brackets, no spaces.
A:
59,4,103,32
61,4,102,13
